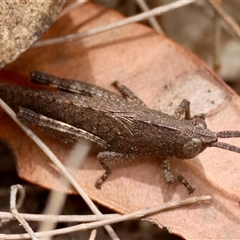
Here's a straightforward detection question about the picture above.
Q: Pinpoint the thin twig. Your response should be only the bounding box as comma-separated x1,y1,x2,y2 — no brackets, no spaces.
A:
10,184,25,210
213,1,221,73
0,99,119,240
10,185,38,240
57,0,88,19
135,0,164,34
0,195,212,239
0,212,120,222
89,229,97,240
38,141,88,235
191,2,236,38
33,0,197,47
207,0,240,41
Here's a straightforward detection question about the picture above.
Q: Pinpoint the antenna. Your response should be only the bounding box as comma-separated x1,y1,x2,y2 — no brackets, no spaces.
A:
212,131,240,154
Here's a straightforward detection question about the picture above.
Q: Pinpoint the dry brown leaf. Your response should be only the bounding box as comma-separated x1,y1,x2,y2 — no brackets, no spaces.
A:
1,2,240,239
0,0,66,69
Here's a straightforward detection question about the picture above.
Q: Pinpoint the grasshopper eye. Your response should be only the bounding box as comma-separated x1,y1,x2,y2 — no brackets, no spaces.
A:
183,138,202,158
192,118,207,130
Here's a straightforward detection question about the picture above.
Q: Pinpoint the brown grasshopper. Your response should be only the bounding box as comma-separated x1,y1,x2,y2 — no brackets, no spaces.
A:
1,71,240,194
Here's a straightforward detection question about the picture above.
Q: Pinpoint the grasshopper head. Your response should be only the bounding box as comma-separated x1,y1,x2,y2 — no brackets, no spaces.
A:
174,118,217,159
174,117,240,159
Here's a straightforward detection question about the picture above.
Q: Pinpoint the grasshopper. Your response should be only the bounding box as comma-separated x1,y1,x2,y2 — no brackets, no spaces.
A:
1,71,240,194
